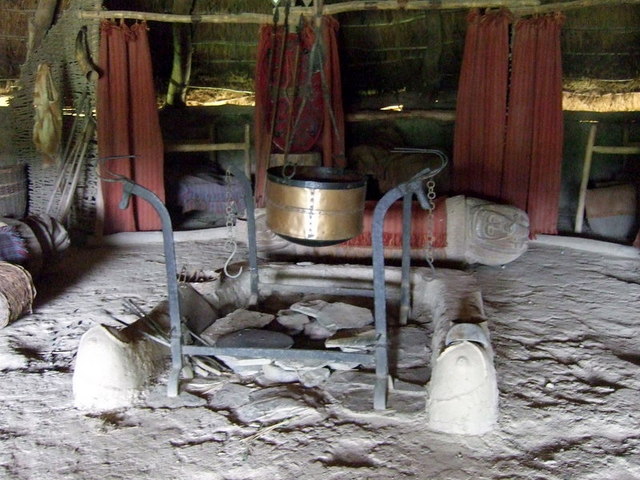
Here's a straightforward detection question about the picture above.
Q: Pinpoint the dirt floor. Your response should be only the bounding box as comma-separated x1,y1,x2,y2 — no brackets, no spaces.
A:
1,230,640,480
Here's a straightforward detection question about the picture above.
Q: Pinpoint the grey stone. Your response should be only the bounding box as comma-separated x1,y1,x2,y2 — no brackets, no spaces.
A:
261,363,299,384
216,355,271,377
200,309,275,344
216,329,294,349
303,320,336,340
325,371,425,413
389,326,430,369
325,328,377,352
290,300,373,332
232,386,324,425
211,329,294,376
298,367,331,387
274,358,330,371
327,360,365,370
323,371,377,411
207,383,253,410
273,357,362,372
319,302,374,329
290,299,332,319
395,366,431,385
178,283,219,335
276,309,310,334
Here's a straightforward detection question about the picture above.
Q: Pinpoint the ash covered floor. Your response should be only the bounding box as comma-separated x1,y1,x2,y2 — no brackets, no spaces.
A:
1,232,640,480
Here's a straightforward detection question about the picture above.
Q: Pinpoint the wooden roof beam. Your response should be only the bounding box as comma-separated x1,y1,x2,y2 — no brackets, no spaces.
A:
77,0,640,23
78,0,540,25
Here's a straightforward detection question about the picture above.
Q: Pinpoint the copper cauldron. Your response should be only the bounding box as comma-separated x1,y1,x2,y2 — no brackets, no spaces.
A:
265,166,366,246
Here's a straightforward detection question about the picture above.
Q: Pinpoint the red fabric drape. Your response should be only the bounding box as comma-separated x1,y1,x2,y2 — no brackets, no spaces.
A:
342,199,447,249
320,17,345,168
97,21,165,234
452,9,511,199
502,15,565,235
254,16,344,207
453,10,564,237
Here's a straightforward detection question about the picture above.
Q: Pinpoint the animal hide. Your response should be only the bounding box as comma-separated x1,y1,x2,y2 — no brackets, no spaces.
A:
32,63,62,167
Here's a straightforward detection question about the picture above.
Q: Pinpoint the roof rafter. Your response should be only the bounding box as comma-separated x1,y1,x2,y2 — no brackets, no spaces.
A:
77,0,640,24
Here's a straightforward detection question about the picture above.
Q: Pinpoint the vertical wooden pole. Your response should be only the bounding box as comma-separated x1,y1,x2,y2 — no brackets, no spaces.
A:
574,122,598,233
166,0,195,107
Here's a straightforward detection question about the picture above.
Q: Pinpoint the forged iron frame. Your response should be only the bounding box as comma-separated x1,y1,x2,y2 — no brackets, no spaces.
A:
116,156,445,410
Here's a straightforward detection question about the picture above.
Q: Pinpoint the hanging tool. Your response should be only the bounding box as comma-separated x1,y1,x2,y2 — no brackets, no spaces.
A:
54,118,96,222
313,17,342,153
257,0,285,204
223,169,242,279
285,10,332,161
46,26,102,222
266,1,281,70
45,94,94,221
266,0,292,159
282,15,305,168
307,0,343,160
264,0,280,125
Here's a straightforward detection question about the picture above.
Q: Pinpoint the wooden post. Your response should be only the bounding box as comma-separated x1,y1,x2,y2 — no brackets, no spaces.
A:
166,0,196,107
574,123,598,233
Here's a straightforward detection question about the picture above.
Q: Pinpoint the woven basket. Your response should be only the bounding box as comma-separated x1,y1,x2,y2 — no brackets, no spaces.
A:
0,262,36,328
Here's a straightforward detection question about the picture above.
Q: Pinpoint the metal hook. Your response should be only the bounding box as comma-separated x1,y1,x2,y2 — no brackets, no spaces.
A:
223,240,243,279
282,161,297,180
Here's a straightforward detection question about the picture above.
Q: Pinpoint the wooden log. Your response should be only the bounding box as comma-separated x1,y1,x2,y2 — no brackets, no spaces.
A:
166,0,195,107
77,10,274,24
78,0,640,24
346,109,456,123
77,0,539,25
0,262,36,329
513,0,640,14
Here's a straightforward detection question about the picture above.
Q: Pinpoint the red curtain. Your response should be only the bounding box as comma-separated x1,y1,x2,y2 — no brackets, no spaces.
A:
502,14,565,235
254,16,345,207
97,21,165,234
452,9,511,199
453,10,564,236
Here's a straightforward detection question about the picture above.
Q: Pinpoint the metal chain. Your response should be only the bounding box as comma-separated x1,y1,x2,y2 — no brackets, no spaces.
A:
425,179,437,269
225,169,236,243
223,169,242,278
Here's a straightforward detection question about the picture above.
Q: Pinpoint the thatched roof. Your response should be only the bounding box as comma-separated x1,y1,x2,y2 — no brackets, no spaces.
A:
1,0,639,109
0,0,36,82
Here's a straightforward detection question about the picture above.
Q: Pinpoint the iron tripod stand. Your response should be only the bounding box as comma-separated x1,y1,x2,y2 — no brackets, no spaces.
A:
114,150,447,409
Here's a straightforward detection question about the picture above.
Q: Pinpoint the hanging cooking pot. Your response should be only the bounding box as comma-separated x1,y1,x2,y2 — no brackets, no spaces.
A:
265,165,366,246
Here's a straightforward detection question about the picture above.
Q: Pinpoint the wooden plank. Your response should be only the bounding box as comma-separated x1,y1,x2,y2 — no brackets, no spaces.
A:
346,109,456,122
513,0,640,15
591,145,640,155
165,141,248,152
